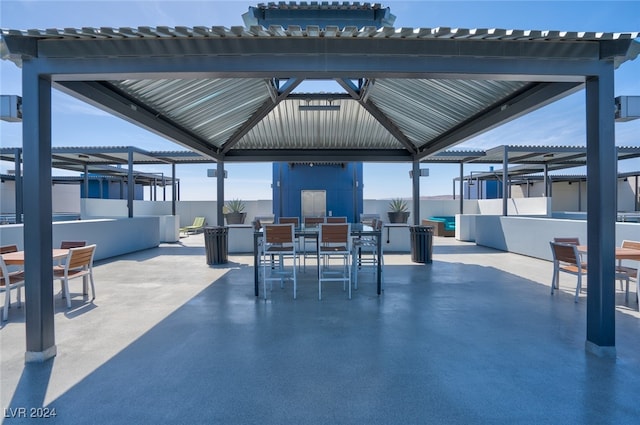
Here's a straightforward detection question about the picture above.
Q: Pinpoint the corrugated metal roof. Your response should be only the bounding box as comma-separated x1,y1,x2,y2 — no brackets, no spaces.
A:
111,78,271,148
370,79,528,146
2,26,637,41
237,97,399,150
2,21,638,163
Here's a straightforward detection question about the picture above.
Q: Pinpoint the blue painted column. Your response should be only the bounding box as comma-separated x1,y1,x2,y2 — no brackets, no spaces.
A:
22,60,56,362
585,63,617,356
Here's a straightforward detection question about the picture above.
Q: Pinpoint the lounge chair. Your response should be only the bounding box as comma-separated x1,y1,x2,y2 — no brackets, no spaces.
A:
180,217,206,235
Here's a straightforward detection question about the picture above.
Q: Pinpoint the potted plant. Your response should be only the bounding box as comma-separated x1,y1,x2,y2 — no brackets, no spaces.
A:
223,199,247,225
387,198,410,223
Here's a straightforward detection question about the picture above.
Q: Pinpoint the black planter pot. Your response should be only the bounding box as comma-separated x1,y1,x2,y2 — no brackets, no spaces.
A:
387,211,410,224
225,212,246,225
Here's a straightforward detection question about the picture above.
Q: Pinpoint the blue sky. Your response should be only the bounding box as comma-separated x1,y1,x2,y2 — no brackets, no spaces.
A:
1,1,639,201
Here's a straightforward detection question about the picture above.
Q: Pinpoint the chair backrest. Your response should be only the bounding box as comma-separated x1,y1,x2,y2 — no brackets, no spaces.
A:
553,237,580,245
320,223,351,250
66,244,97,270
193,217,206,227
550,241,581,266
279,217,300,227
621,240,640,251
326,216,347,223
60,240,87,249
0,244,18,254
264,224,295,245
304,216,325,226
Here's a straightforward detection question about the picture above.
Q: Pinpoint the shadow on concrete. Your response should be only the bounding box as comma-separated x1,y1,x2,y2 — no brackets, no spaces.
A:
4,258,640,424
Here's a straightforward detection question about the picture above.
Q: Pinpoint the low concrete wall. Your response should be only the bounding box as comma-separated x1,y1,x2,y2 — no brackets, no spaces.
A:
475,216,640,262
477,197,550,216
455,214,477,242
227,225,254,253
381,224,411,253
0,217,160,261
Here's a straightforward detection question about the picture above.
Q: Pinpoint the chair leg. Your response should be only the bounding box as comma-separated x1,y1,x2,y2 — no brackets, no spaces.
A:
89,273,96,301
293,255,297,300
624,277,629,303
2,291,9,321
550,267,557,295
63,279,72,309
575,274,581,303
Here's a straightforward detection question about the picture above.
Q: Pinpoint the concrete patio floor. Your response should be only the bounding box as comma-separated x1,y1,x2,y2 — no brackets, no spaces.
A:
1,235,639,424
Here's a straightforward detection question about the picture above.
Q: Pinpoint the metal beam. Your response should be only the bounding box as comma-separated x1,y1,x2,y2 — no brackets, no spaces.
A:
22,43,613,82
412,160,420,225
24,36,609,67
217,161,224,226
222,148,413,163
585,63,617,356
336,78,418,155
22,60,56,362
459,163,464,214
172,163,176,216
13,148,23,224
221,78,302,154
127,148,134,218
502,146,509,216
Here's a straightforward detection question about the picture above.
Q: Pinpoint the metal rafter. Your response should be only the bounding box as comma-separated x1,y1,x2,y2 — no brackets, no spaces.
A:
220,78,302,154
336,78,418,155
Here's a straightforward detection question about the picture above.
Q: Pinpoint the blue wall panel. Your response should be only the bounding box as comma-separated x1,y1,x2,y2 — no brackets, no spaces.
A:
82,179,143,200
273,162,363,222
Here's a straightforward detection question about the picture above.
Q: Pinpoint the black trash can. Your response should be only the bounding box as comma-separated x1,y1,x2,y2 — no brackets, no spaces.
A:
410,225,433,264
204,226,228,265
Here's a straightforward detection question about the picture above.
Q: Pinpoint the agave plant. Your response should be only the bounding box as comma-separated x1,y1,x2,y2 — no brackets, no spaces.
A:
388,198,408,212
224,199,246,213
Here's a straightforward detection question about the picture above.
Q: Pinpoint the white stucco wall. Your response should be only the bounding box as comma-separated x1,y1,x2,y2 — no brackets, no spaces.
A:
0,217,159,261
475,216,640,262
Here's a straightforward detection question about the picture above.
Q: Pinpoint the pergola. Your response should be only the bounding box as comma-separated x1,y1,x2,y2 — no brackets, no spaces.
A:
0,146,210,221
1,2,639,361
427,145,640,208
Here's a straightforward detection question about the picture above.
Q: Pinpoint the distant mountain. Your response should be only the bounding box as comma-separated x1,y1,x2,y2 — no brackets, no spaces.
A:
420,195,454,200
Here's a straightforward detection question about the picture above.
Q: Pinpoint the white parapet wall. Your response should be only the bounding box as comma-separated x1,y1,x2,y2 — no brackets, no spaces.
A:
477,197,551,216
475,216,640,262
381,224,411,253
227,225,254,253
0,217,160,261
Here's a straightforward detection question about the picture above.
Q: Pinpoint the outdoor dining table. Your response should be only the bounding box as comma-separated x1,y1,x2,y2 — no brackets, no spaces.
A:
253,223,383,297
577,245,640,262
2,248,69,265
